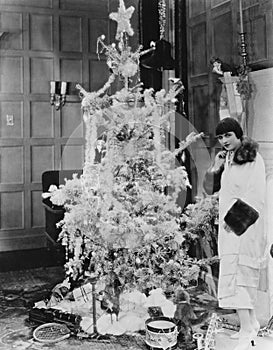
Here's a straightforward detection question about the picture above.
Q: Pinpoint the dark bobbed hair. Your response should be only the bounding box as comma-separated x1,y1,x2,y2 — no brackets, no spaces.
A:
215,117,243,140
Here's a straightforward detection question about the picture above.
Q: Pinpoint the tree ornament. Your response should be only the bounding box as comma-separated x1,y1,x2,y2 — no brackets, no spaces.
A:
109,0,135,40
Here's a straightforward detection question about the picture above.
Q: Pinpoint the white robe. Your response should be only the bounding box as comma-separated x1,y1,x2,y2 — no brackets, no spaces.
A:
217,152,267,309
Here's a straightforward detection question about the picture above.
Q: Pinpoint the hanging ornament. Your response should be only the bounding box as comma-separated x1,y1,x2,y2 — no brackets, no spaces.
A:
141,39,175,71
140,0,175,71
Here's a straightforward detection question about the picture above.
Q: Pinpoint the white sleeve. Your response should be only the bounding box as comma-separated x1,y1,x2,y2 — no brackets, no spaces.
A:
241,153,266,214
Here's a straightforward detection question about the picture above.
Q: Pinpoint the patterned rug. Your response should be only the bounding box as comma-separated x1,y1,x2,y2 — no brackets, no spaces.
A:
0,266,236,349
0,266,147,349
0,266,64,291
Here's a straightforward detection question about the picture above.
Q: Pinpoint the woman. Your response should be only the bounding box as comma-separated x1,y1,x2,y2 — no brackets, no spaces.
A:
203,117,267,350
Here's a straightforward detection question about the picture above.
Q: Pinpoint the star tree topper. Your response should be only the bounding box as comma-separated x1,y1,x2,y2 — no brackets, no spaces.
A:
109,0,135,40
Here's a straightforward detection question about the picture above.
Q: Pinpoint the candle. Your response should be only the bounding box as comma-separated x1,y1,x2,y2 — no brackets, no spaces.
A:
61,81,67,95
50,81,55,94
239,0,244,33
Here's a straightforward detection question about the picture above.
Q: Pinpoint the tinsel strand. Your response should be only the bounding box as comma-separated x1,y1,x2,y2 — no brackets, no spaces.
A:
158,0,166,39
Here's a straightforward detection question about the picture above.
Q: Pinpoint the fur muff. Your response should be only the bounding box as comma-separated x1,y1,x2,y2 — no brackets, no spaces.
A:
233,137,258,164
224,199,259,236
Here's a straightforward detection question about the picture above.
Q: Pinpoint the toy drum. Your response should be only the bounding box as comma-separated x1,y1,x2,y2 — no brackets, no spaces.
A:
145,316,178,350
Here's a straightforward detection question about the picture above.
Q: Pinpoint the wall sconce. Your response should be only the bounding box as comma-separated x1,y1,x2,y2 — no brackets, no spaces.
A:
0,30,8,39
0,26,10,40
50,81,69,110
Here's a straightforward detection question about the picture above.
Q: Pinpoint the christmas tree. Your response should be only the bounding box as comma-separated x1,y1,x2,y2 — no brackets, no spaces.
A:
45,0,203,295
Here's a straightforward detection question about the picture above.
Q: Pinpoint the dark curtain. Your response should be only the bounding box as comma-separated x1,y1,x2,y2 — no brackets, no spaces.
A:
139,0,162,91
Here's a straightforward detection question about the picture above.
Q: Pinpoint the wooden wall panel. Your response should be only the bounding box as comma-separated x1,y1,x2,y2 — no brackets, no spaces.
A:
211,0,229,7
109,19,119,44
0,146,23,184
60,0,108,15
30,102,54,138
0,57,23,93
248,68,273,142
89,60,109,92
61,145,84,170
189,0,206,17
30,14,53,51
30,58,54,94
0,192,24,229
0,12,23,50
31,146,54,182
191,23,207,76
192,85,209,134
109,0,119,12
0,0,53,8
243,0,259,7
60,59,83,82
0,102,23,138
61,104,83,138
0,235,47,252
249,13,267,62
31,191,45,228
89,19,109,53
60,16,82,52
212,12,233,64
0,0,139,252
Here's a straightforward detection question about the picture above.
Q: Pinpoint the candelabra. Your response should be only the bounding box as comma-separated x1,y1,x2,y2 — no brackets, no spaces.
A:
239,32,248,71
50,81,69,110
238,0,248,73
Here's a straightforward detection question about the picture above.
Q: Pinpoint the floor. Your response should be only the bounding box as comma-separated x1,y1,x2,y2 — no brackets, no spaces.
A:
216,332,273,350
0,265,140,350
0,247,64,272
0,250,273,349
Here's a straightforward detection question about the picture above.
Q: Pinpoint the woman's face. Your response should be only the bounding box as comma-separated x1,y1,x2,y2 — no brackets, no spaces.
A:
217,131,241,151
212,61,223,75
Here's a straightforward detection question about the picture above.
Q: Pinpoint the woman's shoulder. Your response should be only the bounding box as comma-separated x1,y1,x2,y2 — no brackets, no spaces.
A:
255,151,265,168
233,136,259,164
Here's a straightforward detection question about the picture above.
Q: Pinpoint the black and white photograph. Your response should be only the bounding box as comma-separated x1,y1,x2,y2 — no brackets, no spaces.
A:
0,0,272,349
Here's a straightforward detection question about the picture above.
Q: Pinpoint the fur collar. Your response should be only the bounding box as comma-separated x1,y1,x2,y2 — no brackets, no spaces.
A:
233,137,258,164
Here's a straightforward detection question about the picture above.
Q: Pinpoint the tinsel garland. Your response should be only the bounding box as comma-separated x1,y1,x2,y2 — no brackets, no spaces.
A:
152,109,161,165
158,0,167,39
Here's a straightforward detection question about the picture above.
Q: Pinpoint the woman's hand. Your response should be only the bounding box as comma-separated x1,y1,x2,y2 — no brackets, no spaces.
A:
211,151,227,172
223,222,233,233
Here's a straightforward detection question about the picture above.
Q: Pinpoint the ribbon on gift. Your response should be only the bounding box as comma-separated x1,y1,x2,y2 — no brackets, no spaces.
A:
73,283,93,303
